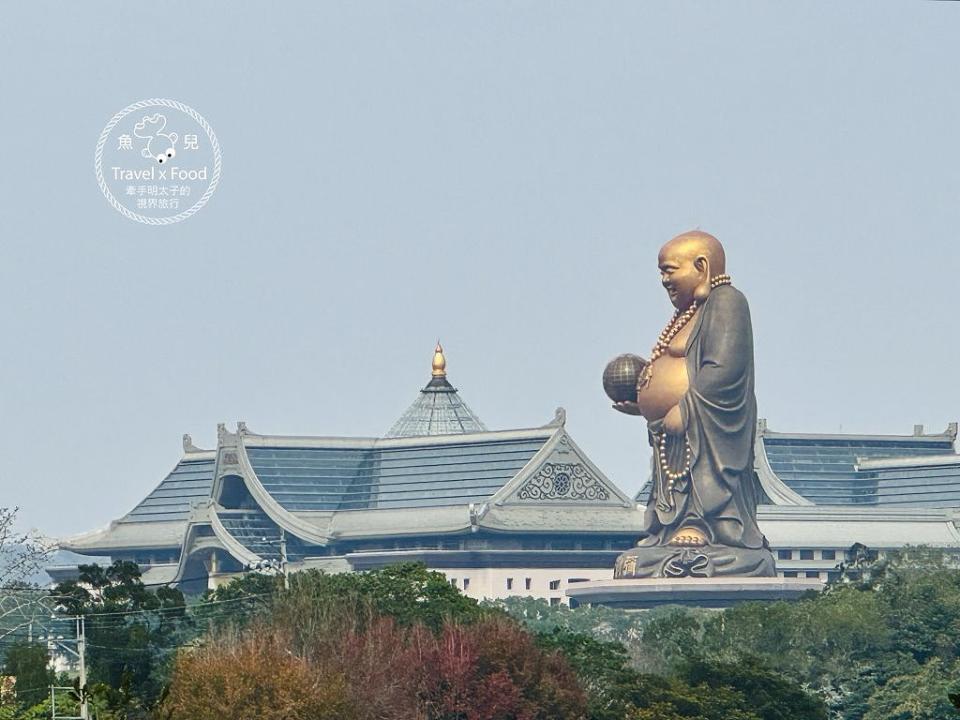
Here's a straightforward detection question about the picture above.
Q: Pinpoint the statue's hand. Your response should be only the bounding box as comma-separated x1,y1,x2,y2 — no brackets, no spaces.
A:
663,405,684,435
612,401,643,416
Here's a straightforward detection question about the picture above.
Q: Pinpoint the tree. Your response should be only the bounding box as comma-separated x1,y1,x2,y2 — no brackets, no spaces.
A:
201,570,281,604
52,561,190,715
1,640,53,710
0,508,50,588
535,627,639,720
622,672,762,720
268,563,489,633
162,627,353,720
679,656,828,720
165,567,588,720
446,616,587,720
493,596,645,645
863,657,960,720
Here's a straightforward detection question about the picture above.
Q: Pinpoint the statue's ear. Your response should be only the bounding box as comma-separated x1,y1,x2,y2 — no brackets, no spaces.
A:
693,255,711,302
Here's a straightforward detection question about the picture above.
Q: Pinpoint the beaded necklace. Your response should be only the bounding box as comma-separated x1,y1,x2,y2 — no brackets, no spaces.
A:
647,274,732,499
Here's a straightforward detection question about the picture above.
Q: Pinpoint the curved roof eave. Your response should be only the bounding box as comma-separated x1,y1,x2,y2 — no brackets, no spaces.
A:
209,509,262,567
59,520,186,553
171,514,260,585
755,425,814,506
235,434,332,546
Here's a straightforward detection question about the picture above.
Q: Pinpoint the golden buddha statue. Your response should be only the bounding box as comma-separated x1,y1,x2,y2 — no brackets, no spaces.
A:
608,231,775,578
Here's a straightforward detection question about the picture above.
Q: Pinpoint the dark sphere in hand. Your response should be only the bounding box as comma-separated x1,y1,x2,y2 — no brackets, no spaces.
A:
603,353,647,403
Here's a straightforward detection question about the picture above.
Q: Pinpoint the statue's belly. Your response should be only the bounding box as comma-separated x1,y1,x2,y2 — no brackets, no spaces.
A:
636,355,688,422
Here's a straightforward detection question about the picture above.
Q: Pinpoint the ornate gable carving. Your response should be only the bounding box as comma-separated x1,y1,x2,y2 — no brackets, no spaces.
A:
516,462,609,502
491,430,631,508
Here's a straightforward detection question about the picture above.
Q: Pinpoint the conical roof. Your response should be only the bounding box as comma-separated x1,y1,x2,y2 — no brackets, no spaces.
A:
386,343,487,438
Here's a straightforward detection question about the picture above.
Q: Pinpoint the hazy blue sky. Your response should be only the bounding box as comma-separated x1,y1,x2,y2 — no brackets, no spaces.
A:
1,2,958,538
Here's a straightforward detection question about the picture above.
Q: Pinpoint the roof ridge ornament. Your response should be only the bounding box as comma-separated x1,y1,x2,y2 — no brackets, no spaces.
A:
182,433,204,454
432,341,446,377
545,407,566,427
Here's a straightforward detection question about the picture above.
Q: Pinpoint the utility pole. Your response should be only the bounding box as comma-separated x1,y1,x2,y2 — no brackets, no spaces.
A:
76,616,88,720
279,529,289,590
47,616,88,720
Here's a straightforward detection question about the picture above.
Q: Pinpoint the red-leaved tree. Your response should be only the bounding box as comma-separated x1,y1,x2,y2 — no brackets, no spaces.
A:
163,611,587,720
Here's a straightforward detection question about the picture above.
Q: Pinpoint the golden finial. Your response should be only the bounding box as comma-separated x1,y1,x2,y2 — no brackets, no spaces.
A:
432,341,447,377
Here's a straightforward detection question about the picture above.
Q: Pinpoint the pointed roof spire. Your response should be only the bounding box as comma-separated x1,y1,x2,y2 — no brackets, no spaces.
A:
386,342,487,438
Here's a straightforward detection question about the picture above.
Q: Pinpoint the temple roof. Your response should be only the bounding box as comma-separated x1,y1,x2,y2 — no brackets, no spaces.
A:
636,421,960,508
245,430,549,511
760,422,957,506
120,453,215,523
386,343,487,438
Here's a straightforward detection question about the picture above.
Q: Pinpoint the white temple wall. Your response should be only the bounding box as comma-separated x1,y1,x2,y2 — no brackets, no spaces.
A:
433,566,614,606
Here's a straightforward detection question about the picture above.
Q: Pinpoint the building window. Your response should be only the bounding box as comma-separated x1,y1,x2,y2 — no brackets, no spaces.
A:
799,550,814,560
450,578,457,587
549,580,561,591
506,578,513,590
777,549,792,560
805,571,820,579
821,549,836,561
783,571,798,578
827,571,841,583
525,578,531,590
550,597,561,606
462,578,470,590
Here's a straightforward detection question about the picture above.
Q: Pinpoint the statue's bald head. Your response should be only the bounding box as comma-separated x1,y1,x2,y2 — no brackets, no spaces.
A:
658,231,726,275
657,230,727,309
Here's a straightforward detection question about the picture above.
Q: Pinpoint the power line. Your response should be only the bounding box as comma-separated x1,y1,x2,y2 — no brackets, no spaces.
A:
0,569,281,592
75,591,275,618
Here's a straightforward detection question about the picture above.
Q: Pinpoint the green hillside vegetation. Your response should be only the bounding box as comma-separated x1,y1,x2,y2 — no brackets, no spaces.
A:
1,547,959,718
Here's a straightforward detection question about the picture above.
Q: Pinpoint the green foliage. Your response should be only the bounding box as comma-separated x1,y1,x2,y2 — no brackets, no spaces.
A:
498,546,960,719
535,627,639,720
863,657,960,720
39,550,960,719
493,595,646,644
0,698,55,720
1,641,52,710
52,561,190,716
530,625,827,720
263,562,488,632
202,570,281,604
624,672,764,720
679,656,827,720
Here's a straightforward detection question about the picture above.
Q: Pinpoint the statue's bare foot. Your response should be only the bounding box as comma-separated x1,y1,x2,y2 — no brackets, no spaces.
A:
668,527,707,547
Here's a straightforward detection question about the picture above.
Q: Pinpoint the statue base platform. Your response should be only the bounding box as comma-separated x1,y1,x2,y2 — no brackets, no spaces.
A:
565,576,824,610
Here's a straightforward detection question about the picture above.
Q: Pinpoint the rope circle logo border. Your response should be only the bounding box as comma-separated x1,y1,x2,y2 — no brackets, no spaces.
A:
94,98,222,225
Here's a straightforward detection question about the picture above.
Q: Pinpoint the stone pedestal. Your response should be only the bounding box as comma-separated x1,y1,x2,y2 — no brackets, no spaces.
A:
566,576,824,610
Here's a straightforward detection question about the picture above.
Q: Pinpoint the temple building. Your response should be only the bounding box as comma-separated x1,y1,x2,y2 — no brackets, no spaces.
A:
57,345,960,602
57,345,639,600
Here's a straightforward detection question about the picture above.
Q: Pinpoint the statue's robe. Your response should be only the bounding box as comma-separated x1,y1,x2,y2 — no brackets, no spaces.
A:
625,284,774,578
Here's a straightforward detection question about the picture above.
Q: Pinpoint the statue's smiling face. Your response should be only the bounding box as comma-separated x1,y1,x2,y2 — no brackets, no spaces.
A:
658,242,706,310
